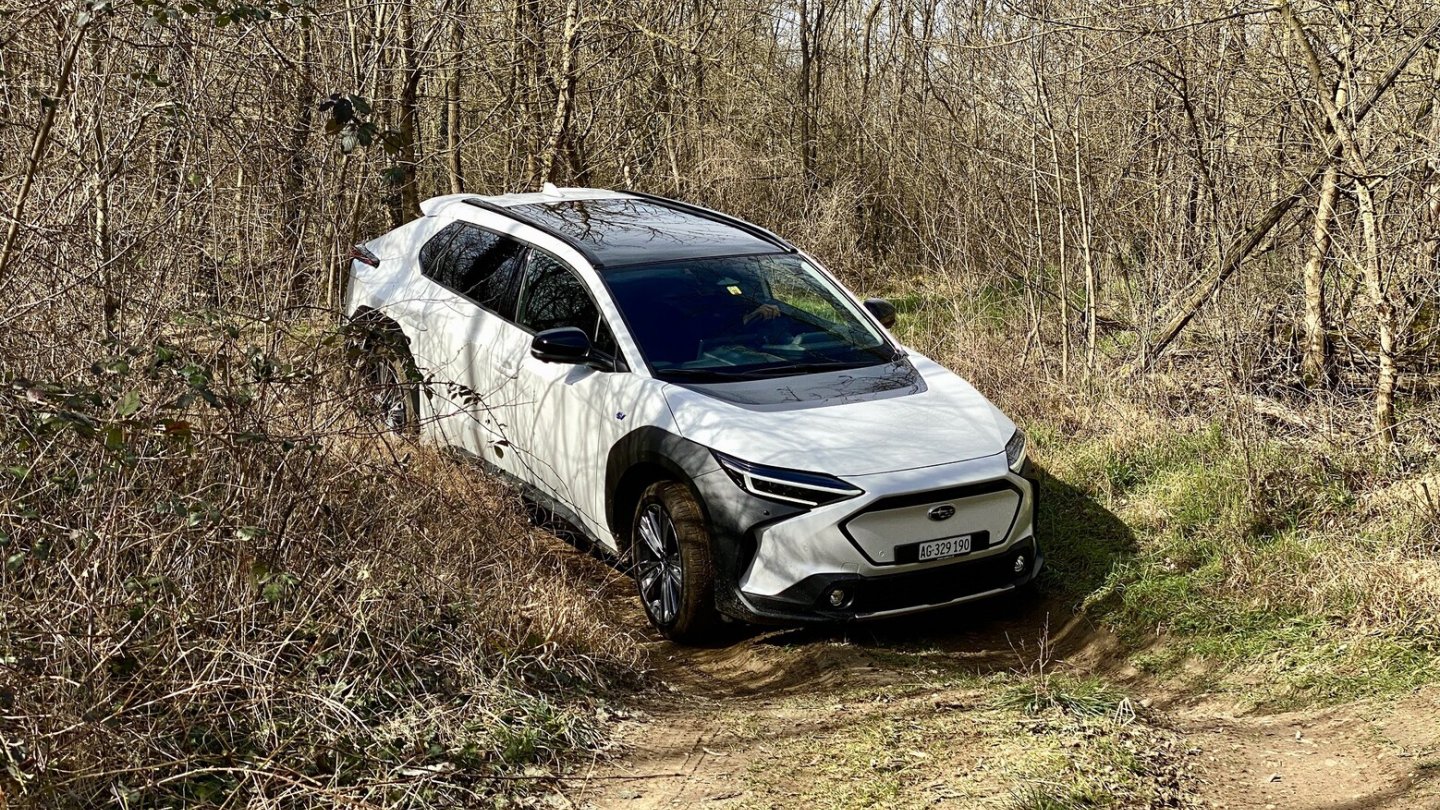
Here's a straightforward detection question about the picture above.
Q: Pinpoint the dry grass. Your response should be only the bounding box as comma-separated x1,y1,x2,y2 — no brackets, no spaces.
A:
0,315,640,808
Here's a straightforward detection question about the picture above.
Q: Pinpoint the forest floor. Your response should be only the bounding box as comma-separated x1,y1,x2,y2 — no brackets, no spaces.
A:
534,538,1440,810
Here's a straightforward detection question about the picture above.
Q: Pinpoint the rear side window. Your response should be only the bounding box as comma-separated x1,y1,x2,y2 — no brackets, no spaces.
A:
517,252,618,358
418,222,526,318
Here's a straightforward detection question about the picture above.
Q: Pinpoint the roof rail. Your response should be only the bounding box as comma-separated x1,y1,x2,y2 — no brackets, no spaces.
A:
619,190,796,253
461,197,608,268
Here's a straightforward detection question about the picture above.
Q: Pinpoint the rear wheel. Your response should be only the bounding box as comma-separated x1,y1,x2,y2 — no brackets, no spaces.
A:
632,481,719,643
353,324,419,433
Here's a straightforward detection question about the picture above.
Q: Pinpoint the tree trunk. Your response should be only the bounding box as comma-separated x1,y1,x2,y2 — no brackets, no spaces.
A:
1045,112,1069,381
1355,182,1399,448
538,0,580,185
80,37,118,338
1278,0,1399,448
1299,6,1353,388
1139,12,1438,371
797,0,825,190
445,0,465,194
0,19,88,288
1074,129,1096,375
1300,162,1340,387
393,0,423,225
283,22,315,300
798,0,814,186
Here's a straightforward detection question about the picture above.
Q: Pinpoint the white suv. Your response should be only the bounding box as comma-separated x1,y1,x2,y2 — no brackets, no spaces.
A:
344,186,1040,642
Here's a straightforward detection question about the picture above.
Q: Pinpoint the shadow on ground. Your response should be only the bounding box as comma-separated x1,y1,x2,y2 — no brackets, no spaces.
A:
525,464,1141,700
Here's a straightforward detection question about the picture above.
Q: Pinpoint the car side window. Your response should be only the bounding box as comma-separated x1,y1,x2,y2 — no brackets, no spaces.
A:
517,252,619,359
418,221,526,319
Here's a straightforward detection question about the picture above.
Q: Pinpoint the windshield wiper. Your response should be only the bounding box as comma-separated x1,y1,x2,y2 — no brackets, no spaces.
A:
745,360,871,377
657,367,759,382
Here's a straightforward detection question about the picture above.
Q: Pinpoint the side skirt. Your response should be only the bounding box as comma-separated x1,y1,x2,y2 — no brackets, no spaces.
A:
442,445,619,557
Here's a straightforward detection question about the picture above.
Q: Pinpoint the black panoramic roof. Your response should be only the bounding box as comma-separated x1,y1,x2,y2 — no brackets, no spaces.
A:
470,194,791,269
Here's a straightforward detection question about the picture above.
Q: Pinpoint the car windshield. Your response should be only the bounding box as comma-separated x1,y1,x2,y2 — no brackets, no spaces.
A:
605,254,896,381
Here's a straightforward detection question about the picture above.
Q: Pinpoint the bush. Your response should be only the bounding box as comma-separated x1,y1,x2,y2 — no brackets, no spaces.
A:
0,316,640,808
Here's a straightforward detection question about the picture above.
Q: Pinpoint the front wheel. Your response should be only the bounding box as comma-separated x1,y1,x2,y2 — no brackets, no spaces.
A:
631,481,720,643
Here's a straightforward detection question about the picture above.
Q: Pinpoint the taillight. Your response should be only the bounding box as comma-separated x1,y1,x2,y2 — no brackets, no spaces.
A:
347,245,380,267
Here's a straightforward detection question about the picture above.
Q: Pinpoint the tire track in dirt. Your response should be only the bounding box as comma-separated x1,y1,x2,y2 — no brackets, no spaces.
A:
1171,690,1440,809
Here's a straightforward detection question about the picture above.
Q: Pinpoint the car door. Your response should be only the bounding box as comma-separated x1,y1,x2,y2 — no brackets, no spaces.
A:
407,220,530,473
498,250,652,547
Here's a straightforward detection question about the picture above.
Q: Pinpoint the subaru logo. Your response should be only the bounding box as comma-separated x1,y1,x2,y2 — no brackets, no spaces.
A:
927,504,956,521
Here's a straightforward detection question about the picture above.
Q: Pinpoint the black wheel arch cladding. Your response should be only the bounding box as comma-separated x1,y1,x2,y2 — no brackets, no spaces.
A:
605,426,717,549
604,426,807,618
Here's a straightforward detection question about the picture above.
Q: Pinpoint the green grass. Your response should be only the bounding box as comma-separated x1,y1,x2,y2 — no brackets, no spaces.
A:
992,673,1129,719
1034,420,1440,706
882,283,1440,706
731,669,1190,809
887,279,1030,339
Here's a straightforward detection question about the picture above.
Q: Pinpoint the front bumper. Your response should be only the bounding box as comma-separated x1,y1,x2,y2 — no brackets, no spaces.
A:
742,536,1041,622
695,451,1042,624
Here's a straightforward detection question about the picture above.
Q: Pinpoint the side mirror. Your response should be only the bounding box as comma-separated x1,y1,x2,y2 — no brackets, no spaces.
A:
530,327,592,364
864,298,898,329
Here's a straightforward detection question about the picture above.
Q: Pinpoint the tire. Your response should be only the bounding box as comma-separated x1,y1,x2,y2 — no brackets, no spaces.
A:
354,324,419,434
631,481,720,643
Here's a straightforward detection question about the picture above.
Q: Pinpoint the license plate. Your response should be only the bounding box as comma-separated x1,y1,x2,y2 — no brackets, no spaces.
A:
916,534,973,562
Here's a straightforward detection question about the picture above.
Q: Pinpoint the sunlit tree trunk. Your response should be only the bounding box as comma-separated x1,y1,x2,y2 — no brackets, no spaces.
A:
1300,161,1341,387
1074,129,1096,376
1279,0,1399,448
445,0,465,194
1299,11,1351,389
539,0,580,185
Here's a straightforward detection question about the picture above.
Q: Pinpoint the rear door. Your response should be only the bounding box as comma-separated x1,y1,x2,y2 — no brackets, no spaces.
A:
408,221,530,470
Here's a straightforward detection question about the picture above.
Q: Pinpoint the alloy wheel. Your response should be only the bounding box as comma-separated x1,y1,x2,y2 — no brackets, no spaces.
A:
365,352,410,432
635,503,684,625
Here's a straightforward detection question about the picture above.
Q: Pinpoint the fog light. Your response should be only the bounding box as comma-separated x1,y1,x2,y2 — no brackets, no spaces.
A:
828,588,849,608
1013,555,1027,574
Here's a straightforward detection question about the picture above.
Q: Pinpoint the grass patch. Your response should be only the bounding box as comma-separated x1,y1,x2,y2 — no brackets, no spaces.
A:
1035,417,1440,706
992,673,1129,719
731,672,1193,809
885,282,1440,705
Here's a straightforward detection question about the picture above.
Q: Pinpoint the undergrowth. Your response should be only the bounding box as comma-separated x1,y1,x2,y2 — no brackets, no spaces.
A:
0,315,640,808
1040,421,1440,705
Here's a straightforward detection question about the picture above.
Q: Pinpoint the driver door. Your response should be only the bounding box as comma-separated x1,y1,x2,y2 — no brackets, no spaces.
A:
497,251,646,546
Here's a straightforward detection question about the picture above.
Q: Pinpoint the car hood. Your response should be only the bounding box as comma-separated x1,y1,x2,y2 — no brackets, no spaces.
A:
661,354,1015,477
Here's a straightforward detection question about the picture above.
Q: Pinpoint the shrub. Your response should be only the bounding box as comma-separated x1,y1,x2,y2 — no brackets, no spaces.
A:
0,316,639,808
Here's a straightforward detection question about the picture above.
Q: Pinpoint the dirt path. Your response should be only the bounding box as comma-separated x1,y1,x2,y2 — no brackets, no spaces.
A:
1171,694,1440,809
543,542,1439,809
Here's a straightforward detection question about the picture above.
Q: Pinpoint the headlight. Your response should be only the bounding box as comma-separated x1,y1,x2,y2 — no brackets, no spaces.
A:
1005,429,1027,473
713,451,862,508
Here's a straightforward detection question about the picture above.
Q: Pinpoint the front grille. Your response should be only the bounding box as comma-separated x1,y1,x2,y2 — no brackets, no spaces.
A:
839,478,1024,565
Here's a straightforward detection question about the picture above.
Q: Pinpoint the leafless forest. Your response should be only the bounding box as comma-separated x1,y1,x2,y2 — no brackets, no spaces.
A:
6,0,1440,438
2,0,1439,807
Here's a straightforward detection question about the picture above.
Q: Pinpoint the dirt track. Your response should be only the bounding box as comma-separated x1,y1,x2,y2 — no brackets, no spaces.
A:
542,538,1440,809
